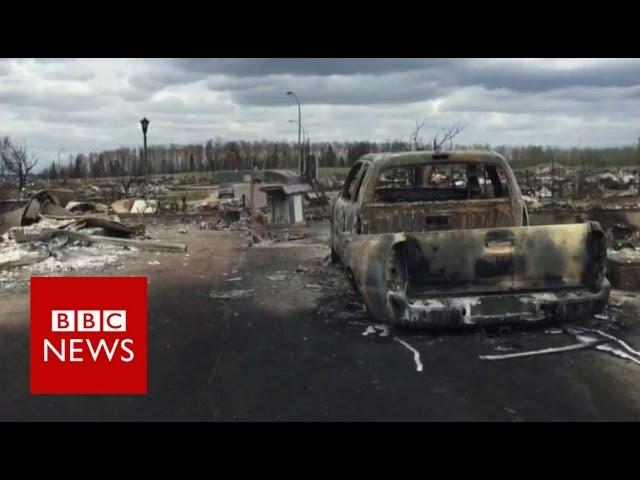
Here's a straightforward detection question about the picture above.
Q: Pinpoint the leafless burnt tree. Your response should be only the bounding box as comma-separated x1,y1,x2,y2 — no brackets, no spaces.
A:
410,121,425,151
409,122,467,152
431,122,467,151
0,137,38,192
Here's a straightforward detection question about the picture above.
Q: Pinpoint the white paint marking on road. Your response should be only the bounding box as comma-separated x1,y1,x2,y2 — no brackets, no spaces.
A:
596,344,640,366
481,325,640,365
579,327,640,357
363,324,391,337
394,337,423,372
374,324,390,337
480,341,602,360
362,326,377,336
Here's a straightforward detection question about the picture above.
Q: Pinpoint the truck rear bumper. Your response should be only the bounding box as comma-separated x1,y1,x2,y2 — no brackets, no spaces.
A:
385,280,611,328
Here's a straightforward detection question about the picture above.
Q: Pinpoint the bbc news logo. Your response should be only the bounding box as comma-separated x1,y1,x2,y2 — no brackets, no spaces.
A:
45,311,134,363
31,277,147,394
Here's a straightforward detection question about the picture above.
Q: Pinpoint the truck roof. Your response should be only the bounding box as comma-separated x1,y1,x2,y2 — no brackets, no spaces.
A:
360,150,509,169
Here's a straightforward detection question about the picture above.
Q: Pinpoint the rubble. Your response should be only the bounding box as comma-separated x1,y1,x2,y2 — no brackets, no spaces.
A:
0,188,188,284
0,236,134,288
607,248,640,289
193,195,220,212
266,272,287,281
131,199,158,214
66,201,108,214
248,227,309,247
209,289,254,300
11,228,186,253
111,199,135,214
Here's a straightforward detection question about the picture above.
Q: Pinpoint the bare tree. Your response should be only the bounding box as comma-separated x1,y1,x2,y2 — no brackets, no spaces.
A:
119,159,146,196
431,122,466,151
409,121,467,152
120,175,137,196
0,137,38,192
410,121,425,151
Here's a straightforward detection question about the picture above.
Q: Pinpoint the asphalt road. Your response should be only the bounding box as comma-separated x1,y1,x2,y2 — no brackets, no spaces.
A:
2,221,640,421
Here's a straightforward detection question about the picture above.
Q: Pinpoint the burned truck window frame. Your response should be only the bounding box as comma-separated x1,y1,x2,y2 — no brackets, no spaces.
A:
352,163,370,202
342,161,363,201
372,162,511,203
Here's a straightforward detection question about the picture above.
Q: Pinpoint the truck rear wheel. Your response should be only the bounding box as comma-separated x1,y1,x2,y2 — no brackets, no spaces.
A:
329,224,340,264
330,245,340,264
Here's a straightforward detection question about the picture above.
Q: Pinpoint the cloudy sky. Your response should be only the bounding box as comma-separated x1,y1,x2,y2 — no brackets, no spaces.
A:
1,58,640,168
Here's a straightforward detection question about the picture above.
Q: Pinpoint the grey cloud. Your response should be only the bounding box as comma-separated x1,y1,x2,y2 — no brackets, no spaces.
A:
173,58,445,77
178,58,640,96
450,59,640,93
31,59,76,64
197,60,640,108
42,68,95,82
441,85,640,119
0,89,106,111
126,65,202,93
4,58,640,168
122,88,153,103
210,72,445,106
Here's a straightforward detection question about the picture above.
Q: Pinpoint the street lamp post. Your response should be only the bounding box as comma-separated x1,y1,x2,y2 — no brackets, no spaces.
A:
286,91,303,176
140,117,150,190
288,120,307,145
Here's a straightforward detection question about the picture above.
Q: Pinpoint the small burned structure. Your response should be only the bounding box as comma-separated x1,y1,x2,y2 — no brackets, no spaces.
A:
250,169,300,212
260,183,313,225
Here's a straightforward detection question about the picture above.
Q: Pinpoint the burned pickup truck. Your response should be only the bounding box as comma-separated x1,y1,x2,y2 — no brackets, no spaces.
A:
330,151,610,327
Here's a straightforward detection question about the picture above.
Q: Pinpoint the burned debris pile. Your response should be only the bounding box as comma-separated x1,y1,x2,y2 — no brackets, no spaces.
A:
0,189,186,277
511,164,640,291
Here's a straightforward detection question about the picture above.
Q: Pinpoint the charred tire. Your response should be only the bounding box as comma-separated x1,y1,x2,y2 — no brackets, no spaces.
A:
345,267,360,294
329,224,340,264
330,246,340,264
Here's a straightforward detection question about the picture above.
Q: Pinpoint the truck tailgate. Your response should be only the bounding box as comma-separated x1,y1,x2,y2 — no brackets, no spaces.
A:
341,222,608,325
396,223,602,295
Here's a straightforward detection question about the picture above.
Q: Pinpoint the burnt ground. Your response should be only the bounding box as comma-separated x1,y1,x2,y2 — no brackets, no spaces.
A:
2,219,640,421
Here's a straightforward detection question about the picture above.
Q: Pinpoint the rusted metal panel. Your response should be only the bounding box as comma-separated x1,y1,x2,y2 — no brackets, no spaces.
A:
361,200,518,234
0,207,24,235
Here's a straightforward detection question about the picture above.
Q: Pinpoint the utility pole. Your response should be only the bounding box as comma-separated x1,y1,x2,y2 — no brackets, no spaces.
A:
286,91,303,177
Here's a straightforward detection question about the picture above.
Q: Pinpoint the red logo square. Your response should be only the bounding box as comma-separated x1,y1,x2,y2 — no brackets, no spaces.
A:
30,277,147,394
